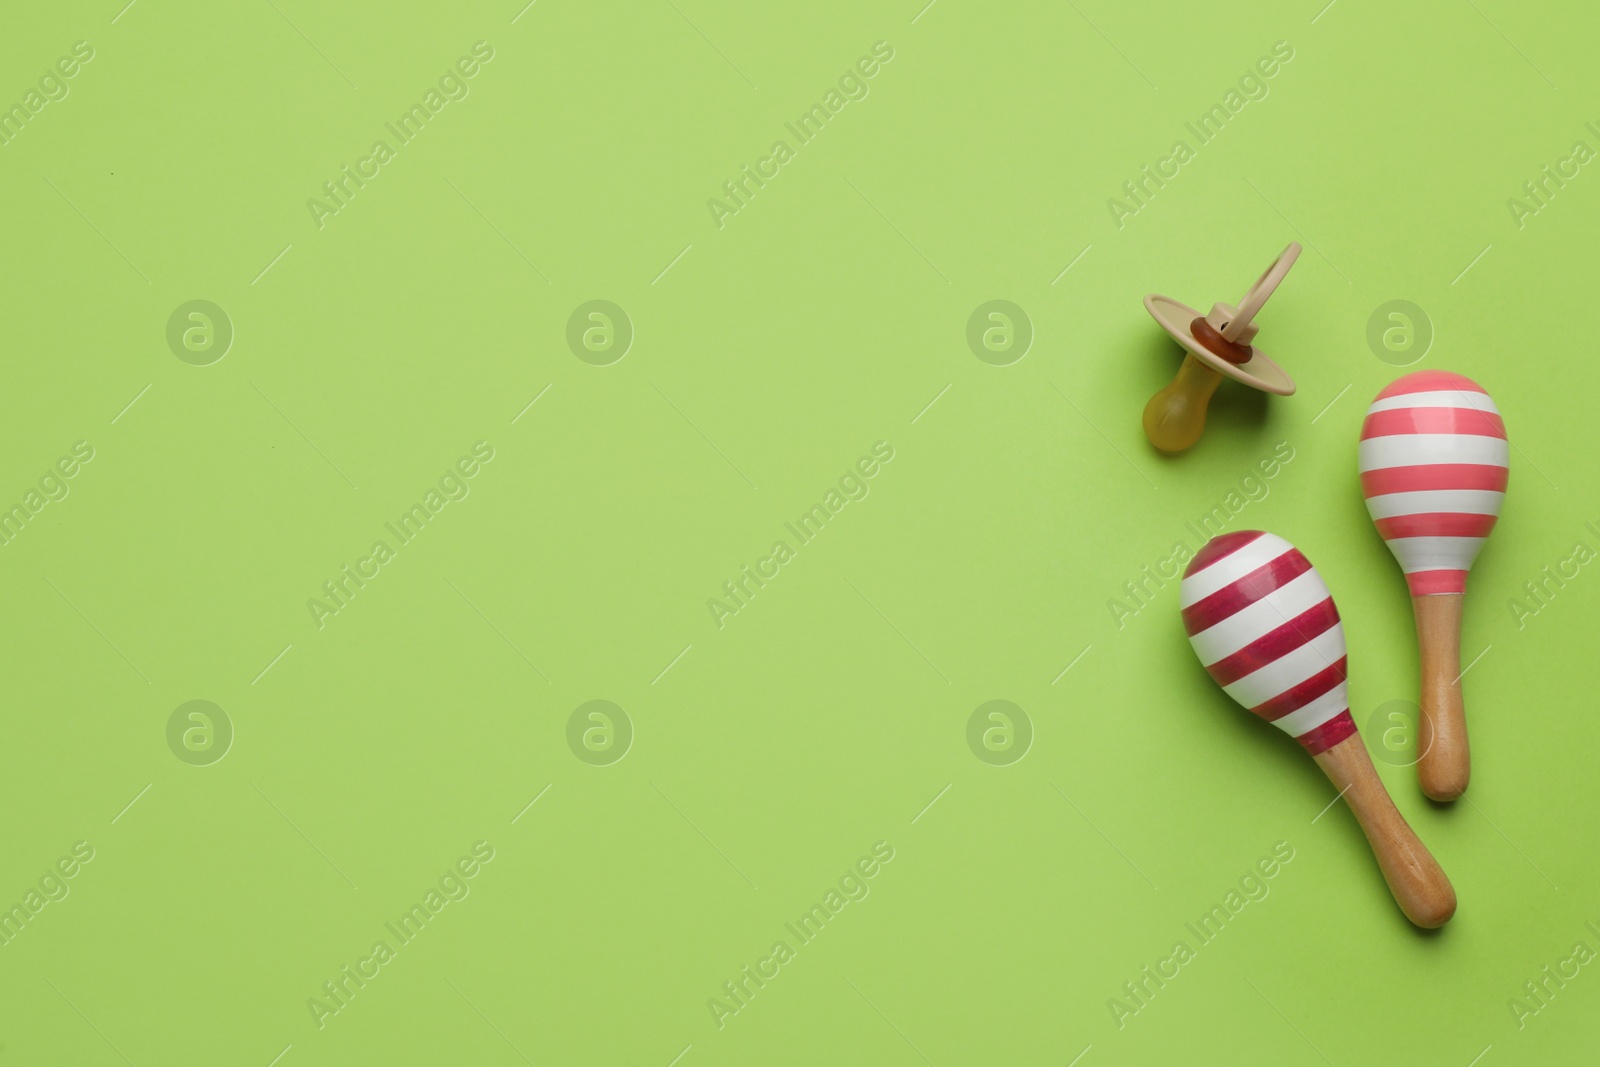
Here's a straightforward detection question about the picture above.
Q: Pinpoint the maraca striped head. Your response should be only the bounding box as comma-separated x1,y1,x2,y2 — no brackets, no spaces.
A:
1359,370,1508,596
1181,531,1357,755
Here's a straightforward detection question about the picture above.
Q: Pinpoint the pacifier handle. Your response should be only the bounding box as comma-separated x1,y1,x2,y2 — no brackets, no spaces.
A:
1221,242,1301,343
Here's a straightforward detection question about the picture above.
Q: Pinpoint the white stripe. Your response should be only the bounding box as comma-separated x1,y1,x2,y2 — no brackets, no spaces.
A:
1366,389,1498,415
1359,434,1509,472
1271,684,1350,738
1179,533,1292,608
1223,623,1346,709
1188,569,1332,665
1363,489,1504,520
1384,535,1486,574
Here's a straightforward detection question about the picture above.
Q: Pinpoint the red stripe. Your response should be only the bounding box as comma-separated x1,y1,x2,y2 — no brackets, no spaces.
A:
1296,710,1357,755
1375,371,1487,400
1406,570,1469,596
1361,408,1506,440
1374,512,1499,540
1250,657,1348,721
1183,530,1265,580
1182,549,1310,636
1205,598,1340,687
1360,463,1508,497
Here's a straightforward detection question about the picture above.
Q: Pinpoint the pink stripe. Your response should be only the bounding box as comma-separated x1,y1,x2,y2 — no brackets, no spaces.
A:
1205,598,1340,687
1251,657,1348,722
1296,710,1357,755
1182,550,1311,636
1374,371,1487,400
1375,513,1499,540
1406,570,1469,596
1183,530,1265,579
1360,464,1508,496
1361,407,1506,440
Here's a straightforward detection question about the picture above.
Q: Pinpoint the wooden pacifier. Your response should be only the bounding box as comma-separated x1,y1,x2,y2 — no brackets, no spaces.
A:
1142,243,1300,452
1181,530,1456,928
1359,371,1508,801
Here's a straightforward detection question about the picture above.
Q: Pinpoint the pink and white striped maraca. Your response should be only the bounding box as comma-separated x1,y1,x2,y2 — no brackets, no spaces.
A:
1181,530,1355,755
1181,530,1455,927
1359,370,1508,801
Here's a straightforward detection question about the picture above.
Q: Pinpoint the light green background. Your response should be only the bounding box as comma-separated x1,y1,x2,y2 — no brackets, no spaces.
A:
2,0,1597,1063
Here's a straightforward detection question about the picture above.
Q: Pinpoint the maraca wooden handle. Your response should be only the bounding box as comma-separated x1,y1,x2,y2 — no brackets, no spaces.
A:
1412,593,1470,801
1314,734,1456,928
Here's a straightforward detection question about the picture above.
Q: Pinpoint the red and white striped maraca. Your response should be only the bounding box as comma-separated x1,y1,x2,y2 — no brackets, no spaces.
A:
1181,530,1455,927
1359,370,1508,801
1181,531,1355,754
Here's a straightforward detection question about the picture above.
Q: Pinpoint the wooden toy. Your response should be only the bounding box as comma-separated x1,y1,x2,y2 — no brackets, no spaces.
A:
1181,530,1456,928
1360,370,1508,801
1142,243,1300,453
